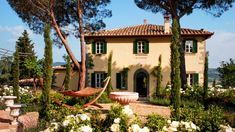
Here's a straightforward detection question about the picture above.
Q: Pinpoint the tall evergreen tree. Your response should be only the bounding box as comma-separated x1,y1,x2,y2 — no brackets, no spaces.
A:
203,53,209,109
63,55,71,91
16,30,36,79
12,48,19,103
156,55,163,96
7,0,111,90
107,51,113,95
40,24,53,121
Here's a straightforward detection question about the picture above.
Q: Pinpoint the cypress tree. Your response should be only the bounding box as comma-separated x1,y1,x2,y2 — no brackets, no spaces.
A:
107,51,113,94
40,24,53,120
12,48,20,103
16,30,36,79
64,55,71,90
170,18,181,120
156,55,162,96
203,53,209,109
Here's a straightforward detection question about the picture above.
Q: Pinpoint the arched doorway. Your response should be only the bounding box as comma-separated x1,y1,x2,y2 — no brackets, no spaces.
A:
134,69,149,97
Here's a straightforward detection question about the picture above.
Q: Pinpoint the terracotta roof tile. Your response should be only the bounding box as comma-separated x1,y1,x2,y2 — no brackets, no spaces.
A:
85,24,213,37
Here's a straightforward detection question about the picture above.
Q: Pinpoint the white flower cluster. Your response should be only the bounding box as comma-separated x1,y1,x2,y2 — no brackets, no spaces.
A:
110,118,121,132
219,125,235,132
44,114,92,132
0,85,32,96
163,120,199,132
122,105,133,117
128,124,150,132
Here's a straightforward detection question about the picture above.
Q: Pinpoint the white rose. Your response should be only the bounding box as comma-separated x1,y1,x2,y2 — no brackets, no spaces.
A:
114,118,121,124
62,119,70,126
78,114,90,121
110,124,120,132
190,122,197,130
79,125,92,132
171,121,179,128
131,124,140,132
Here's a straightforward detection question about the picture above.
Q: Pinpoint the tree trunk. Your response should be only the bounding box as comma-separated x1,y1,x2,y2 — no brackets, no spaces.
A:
33,77,37,93
170,16,181,120
77,0,86,90
179,47,187,90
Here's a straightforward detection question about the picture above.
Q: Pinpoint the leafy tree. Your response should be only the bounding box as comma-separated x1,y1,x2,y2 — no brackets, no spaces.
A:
40,24,53,121
107,51,113,95
218,58,235,88
12,48,19,103
63,55,71,91
24,58,43,92
7,0,112,90
135,0,234,120
0,56,13,85
203,53,208,109
16,30,36,79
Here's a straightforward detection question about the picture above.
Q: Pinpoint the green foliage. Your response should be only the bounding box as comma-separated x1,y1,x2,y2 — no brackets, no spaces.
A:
98,92,112,103
104,103,129,131
179,104,225,131
0,56,13,85
203,54,209,108
146,114,167,131
107,51,113,95
152,55,163,96
16,30,36,79
40,24,53,121
86,53,94,69
63,55,71,90
149,97,171,106
12,48,20,103
218,58,235,88
89,109,105,132
24,58,43,78
224,114,235,128
170,18,181,120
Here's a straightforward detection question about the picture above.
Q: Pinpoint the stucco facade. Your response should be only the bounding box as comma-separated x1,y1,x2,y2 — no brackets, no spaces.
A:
85,23,213,97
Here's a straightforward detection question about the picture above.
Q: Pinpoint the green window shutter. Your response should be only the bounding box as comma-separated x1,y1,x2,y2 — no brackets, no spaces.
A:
144,41,149,54
133,40,137,54
92,41,96,54
116,73,121,89
103,41,107,54
193,39,198,53
91,73,95,87
193,73,199,85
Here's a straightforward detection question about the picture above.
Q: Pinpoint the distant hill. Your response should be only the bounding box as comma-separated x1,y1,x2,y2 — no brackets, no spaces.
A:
53,62,65,66
208,68,220,82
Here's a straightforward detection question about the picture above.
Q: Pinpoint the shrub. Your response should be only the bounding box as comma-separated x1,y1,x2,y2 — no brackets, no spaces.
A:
224,114,235,128
146,113,167,131
179,105,225,131
104,103,129,131
149,97,171,106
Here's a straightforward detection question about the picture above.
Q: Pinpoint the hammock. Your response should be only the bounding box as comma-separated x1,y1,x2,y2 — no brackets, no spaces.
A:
57,76,110,108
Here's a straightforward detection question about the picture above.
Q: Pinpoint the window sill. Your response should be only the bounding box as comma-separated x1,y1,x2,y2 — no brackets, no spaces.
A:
134,53,148,56
94,53,105,56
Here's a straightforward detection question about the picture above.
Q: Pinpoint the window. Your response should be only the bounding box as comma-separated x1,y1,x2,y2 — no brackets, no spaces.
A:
116,71,128,89
91,72,106,88
183,39,198,53
186,73,199,86
92,40,107,54
133,40,149,54
185,40,193,53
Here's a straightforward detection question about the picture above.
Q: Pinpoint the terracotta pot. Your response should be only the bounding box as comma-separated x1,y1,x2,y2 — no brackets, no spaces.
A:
109,92,139,105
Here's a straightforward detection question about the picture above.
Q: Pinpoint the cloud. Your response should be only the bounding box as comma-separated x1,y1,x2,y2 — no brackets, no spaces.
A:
207,31,235,68
0,25,33,42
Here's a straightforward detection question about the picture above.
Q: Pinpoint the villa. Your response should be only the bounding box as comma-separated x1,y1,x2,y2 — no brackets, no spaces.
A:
85,16,213,97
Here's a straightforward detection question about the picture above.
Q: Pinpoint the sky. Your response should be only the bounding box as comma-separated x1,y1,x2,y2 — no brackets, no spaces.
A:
0,1,235,68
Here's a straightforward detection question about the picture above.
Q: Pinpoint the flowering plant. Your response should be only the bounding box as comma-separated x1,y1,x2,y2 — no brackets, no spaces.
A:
44,113,92,132
162,120,199,132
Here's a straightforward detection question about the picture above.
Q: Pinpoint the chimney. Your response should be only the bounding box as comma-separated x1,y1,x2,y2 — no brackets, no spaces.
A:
144,19,148,24
164,15,170,33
